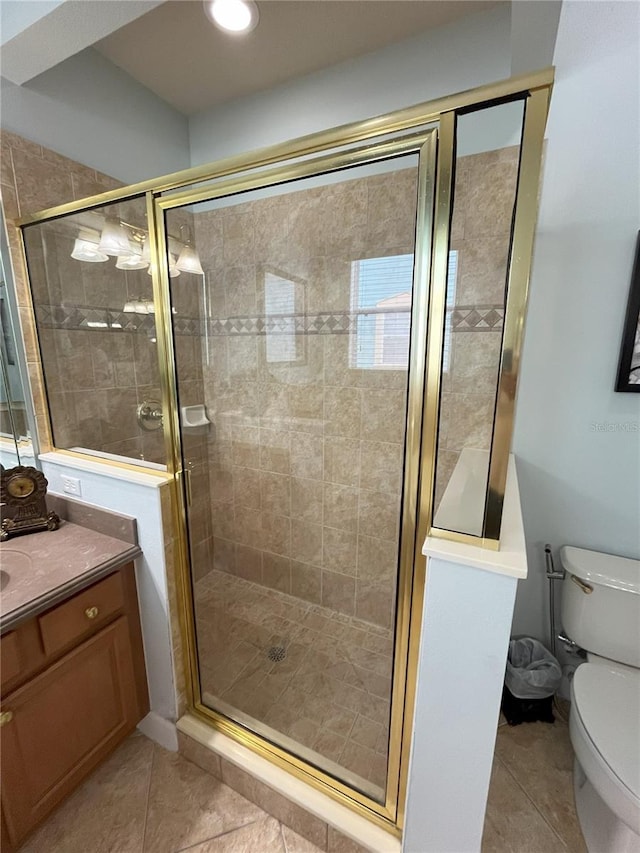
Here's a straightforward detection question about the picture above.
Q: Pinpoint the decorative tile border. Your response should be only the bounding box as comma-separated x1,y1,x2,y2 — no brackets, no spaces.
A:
451,305,504,332
36,303,200,336
207,305,504,336
37,303,504,336
206,312,354,336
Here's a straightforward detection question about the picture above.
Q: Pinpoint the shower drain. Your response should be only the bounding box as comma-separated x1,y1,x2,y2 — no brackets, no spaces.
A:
267,645,286,663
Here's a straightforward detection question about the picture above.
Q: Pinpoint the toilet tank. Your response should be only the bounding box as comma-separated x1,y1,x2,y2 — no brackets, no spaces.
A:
560,546,640,668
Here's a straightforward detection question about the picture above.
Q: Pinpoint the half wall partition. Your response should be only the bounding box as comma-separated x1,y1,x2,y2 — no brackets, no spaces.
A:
18,69,553,834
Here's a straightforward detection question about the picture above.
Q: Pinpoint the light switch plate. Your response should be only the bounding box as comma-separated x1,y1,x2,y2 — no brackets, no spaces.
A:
60,475,82,497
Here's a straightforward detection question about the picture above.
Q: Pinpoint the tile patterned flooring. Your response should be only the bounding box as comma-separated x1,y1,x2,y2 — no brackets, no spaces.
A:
194,571,393,798
487,711,587,853
21,715,586,853
20,733,326,853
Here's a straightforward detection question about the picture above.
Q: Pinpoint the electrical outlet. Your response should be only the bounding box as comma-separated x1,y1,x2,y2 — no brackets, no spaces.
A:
61,475,82,497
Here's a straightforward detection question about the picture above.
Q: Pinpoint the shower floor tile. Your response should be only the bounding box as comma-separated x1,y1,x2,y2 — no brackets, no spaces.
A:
194,570,394,798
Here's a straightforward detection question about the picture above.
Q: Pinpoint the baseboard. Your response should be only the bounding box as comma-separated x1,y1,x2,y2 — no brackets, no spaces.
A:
138,711,178,751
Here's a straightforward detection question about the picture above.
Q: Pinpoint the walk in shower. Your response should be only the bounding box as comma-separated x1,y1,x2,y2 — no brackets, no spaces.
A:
17,71,552,832
165,151,424,803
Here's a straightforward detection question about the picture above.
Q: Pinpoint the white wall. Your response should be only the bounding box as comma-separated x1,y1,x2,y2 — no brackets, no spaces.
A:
0,48,190,182
0,1,164,86
510,0,562,76
512,0,640,642
403,558,518,852
188,5,513,167
39,453,178,748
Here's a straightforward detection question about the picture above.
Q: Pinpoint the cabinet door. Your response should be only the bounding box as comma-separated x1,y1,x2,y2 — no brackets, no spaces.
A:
1,617,140,845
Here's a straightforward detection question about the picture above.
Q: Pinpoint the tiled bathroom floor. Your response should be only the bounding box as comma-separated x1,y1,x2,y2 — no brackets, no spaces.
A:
486,711,587,853
20,732,325,853
20,715,586,853
194,570,393,798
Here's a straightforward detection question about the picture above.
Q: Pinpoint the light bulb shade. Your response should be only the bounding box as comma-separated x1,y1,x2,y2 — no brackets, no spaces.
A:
98,216,131,257
140,236,151,264
71,238,109,263
169,254,181,278
175,244,204,275
116,242,148,270
147,254,180,278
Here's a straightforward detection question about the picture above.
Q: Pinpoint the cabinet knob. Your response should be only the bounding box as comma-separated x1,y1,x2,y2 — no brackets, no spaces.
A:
0,710,13,726
85,606,99,620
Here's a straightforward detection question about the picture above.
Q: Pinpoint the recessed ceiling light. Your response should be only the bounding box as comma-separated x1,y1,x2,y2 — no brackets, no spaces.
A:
204,0,259,34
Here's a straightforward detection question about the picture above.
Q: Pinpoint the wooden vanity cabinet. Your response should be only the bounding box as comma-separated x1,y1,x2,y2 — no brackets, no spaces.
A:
0,563,149,849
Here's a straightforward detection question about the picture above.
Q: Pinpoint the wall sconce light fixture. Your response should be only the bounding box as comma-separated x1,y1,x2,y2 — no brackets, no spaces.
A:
70,218,203,278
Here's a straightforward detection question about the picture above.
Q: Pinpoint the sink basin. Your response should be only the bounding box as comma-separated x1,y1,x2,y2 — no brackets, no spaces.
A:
1,550,32,579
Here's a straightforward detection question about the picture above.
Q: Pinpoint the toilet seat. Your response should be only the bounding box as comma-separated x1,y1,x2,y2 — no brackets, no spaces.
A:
570,662,640,835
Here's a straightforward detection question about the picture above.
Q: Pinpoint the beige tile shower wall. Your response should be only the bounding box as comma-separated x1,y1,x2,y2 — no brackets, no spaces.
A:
0,130,124,451
191,169,418,629
34,293,165,465
435,146,520,509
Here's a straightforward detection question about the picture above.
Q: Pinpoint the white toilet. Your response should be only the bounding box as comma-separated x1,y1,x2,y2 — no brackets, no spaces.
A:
560,546,640,853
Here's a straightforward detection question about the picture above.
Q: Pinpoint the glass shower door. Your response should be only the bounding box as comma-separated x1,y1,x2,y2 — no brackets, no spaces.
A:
163,143,432,805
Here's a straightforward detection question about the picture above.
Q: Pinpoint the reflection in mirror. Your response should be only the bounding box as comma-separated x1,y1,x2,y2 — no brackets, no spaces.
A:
0,212,36,470
263,268,306,364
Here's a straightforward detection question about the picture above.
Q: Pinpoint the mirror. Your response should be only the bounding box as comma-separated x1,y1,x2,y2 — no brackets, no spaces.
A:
0,210,37,470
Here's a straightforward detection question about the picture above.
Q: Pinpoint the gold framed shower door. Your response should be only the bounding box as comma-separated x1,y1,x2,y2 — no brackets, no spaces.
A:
153,130,439,832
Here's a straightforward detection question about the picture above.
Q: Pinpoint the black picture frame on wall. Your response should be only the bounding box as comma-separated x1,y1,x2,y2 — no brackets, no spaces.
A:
615,232,640,392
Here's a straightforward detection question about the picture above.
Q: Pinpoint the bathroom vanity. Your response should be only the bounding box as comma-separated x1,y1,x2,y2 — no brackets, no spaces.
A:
0,515,148,850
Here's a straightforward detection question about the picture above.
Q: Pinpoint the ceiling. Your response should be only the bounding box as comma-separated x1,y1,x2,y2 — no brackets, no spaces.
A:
96,0,504,116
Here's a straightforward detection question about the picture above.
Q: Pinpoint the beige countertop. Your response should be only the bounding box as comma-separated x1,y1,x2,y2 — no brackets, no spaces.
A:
0,521,141,632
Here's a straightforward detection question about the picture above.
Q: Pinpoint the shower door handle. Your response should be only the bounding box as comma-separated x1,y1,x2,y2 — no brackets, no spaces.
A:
178,468,193,507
